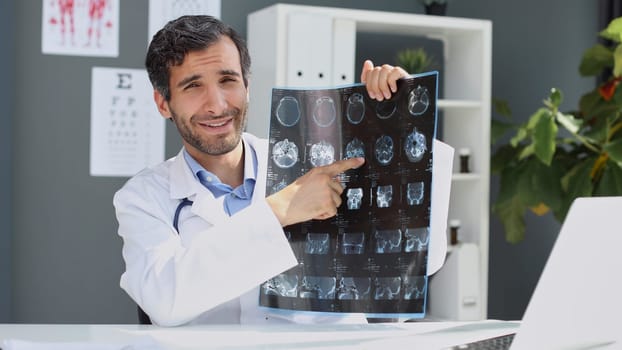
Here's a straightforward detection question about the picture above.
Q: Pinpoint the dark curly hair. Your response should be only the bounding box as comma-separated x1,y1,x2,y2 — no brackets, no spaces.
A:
145,15,251,101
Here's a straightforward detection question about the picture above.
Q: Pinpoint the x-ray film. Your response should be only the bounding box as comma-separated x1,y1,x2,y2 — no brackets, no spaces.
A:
261,72,438,318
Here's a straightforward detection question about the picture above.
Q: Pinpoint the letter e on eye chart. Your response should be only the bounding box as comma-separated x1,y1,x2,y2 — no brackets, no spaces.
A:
89,67,165,177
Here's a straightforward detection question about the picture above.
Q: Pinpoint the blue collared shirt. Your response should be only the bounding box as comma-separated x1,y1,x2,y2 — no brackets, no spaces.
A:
183,139,257,216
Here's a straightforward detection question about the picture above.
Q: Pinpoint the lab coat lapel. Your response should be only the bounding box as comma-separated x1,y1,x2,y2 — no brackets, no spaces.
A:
169,149,224,226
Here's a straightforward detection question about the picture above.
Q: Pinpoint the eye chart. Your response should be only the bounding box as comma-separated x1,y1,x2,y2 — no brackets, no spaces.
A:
261,72,438,318
90,67,165,177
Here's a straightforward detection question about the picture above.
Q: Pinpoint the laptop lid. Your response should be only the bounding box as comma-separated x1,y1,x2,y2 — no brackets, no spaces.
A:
511,196,622,349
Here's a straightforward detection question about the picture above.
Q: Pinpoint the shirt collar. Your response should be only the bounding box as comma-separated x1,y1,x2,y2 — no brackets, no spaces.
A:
182,137,257,188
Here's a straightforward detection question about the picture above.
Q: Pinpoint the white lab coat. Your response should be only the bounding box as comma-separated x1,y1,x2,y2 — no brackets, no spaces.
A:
114,133,361,326
114,133,450,326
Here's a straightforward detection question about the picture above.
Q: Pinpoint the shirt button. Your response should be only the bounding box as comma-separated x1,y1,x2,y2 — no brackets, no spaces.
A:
206,177,212,182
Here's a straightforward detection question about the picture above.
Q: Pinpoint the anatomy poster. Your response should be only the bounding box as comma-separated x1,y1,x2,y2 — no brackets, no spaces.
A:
261,72,438,317
42,0,119,57
148,0,221,43
89,67,165,177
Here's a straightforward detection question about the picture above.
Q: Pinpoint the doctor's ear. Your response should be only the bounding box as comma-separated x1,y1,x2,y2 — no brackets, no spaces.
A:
154,90,172,119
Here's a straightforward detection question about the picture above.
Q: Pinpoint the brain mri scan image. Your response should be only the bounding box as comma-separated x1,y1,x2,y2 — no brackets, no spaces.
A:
345,138,365,159
404,128,427,162
374,277,401,300
275,96,301,127
376,99,397,119
407,181,425,205
263,274,299,297
404,227,430,252
408,85,430,116
340,232,365,255
305,233,330,255
346,188,363,210
272,139,299,168
346,93,365,124
376,185,393,208
264,73,438,315
403,276,427,300
309,140,335,167
337,277,371,300
299,276,336,299
375,135,394,165
312,96,337,127
375,229,402,254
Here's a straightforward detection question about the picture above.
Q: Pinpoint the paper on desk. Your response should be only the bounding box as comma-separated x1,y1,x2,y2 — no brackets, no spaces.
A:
427,139,453,275
1,336,162,350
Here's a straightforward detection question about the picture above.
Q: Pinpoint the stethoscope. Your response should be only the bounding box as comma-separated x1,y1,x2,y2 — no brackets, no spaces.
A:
173,198,193,233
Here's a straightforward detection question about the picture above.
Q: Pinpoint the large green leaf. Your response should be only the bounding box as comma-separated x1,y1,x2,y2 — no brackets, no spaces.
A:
491,144,519,174
511,157,562,211
518,143,535,160
555,111,582,134
579,44,613,76
604,137,622,166
492,195,526,244
514,159,538,206
600,17,622,43
532,160,564,212
579,89,602,113
559,159,595,220
526,107,548,129
533,112,558,165
496,165,521,203
594,161,622,196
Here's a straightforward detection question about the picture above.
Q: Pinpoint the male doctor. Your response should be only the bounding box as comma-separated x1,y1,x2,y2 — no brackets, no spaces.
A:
114,15,429,326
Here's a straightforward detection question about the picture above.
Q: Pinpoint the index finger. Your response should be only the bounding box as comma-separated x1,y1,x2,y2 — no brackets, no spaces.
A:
388,67,409,93
318,157,365,176
360,60,374,84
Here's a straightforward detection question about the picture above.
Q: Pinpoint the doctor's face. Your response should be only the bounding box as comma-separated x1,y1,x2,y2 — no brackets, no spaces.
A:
156,36,248,157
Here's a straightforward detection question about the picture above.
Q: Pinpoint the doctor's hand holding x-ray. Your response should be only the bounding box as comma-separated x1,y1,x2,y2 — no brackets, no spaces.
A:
113,14,410,327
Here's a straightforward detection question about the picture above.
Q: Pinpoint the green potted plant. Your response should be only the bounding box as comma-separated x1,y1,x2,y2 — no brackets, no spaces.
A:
491,18,622,243
395,47,437,74
419,0,448,16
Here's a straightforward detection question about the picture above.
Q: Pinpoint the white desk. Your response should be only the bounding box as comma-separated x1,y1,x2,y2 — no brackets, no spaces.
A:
0,321,520,349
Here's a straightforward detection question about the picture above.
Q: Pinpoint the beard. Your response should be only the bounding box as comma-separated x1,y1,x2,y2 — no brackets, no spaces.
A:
169,103,248,156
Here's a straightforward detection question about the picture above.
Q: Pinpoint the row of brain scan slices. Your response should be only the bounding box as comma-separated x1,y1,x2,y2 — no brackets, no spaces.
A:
270,180,425,208
274,85,431,128
263,274,427,301
272,129,428,169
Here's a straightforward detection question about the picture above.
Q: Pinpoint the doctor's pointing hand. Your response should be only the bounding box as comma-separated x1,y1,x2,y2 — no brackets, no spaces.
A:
266,157,365,227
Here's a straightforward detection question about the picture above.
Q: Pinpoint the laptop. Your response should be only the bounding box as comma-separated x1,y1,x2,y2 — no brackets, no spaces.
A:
446,196,622,350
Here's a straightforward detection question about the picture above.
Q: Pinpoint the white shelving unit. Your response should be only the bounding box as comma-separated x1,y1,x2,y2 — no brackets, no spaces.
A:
246,4,491,321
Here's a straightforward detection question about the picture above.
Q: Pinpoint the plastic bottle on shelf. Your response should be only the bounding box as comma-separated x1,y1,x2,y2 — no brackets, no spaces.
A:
449,219,461,246
459,148,471,173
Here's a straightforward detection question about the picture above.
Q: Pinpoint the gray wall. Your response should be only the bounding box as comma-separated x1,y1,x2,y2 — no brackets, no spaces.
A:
8,0,597,323
447,1,598,319
1,0,15,324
